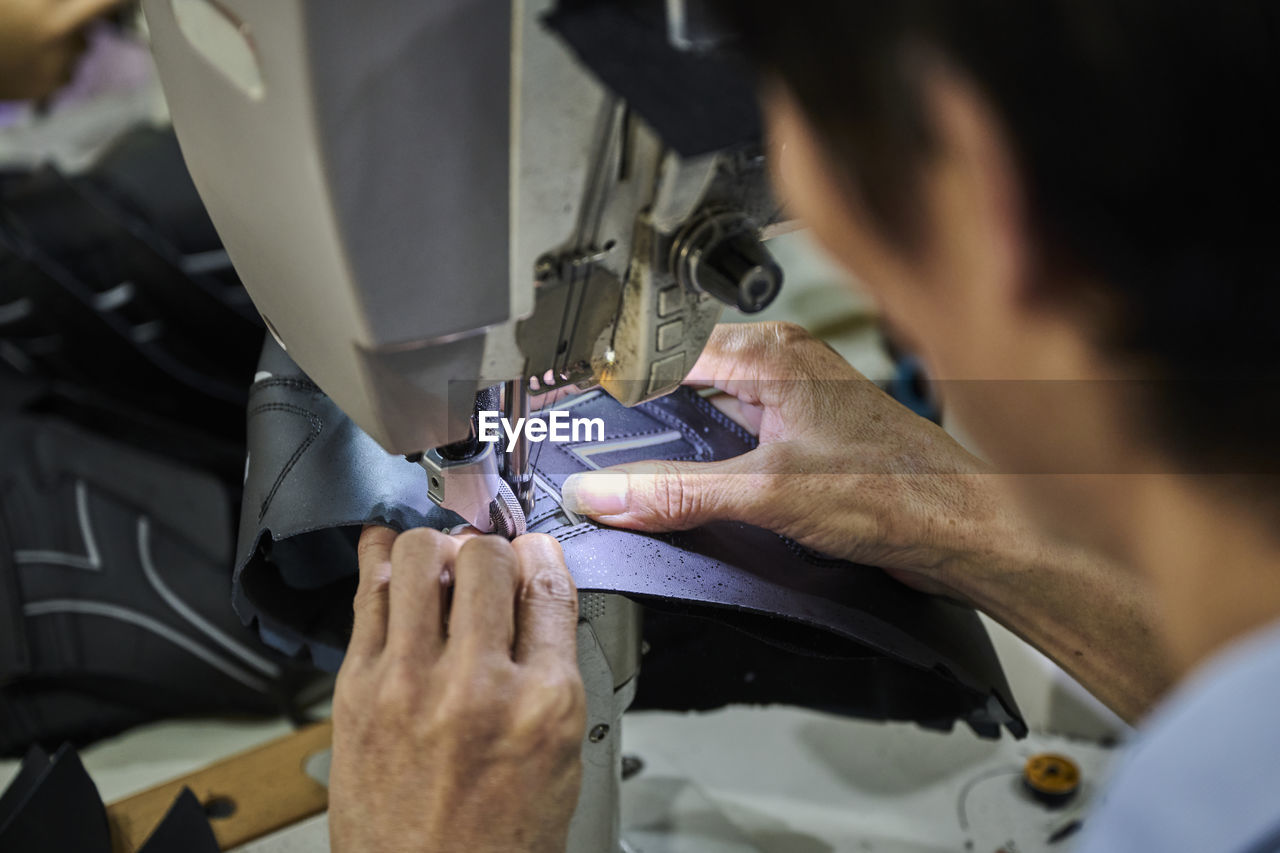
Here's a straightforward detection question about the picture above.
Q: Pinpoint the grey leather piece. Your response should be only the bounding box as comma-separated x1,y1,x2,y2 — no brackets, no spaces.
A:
236,340,1025,737
0,412,313,755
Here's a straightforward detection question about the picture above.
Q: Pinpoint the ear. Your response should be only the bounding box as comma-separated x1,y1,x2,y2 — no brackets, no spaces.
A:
919,67,1031,310
759,81,924,305
760,80,845,232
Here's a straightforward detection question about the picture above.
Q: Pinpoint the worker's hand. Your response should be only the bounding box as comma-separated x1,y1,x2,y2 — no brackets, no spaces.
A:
0,0,122,101
561,322,1021,600
329,527,585,853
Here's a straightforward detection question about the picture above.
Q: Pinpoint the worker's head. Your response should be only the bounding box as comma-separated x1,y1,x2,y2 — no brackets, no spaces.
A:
715,0,1280,549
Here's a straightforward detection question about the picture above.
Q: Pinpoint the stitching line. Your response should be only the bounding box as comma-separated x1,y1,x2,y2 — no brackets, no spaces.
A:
552,525,597,544
685,391,758,447
249,377,323,398
638,399,714,460
781,536,847,567
528,508,561,526
249,403,323,522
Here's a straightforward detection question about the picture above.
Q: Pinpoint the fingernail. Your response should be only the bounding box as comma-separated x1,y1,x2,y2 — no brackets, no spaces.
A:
561,471,629,516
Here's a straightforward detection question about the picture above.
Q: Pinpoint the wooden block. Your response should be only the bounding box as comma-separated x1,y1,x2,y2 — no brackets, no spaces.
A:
106,719,333,852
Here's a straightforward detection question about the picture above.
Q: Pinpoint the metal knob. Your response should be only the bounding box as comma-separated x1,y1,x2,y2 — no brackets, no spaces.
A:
673,210,783,314
699,230,783,312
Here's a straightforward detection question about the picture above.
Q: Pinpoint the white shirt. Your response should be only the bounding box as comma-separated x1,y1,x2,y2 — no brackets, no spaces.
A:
1076,620,1280,852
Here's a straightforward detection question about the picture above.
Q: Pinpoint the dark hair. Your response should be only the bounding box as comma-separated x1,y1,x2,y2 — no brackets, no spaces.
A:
712,0,1280,474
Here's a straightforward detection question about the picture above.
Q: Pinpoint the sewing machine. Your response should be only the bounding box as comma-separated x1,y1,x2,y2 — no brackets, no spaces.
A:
143,1,783,849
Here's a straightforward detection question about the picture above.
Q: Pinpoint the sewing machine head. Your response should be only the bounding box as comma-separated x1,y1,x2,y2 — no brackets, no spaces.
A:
144,0,784,530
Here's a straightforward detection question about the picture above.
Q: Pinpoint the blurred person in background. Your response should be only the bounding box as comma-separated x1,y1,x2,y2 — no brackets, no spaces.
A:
0,0,125,102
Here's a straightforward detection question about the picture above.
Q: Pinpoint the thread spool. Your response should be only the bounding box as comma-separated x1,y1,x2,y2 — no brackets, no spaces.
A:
1023,753,1081,808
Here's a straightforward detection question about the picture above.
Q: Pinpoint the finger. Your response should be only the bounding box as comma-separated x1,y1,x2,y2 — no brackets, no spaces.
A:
530,382,581,410
689,321,865,398
385,528,458,660
512,535,579,668
49,0,127,34
682,323,804,400
449,536,521,657
349,525,397,658
560,454,764,531
445,524,484,539
705,391,765,435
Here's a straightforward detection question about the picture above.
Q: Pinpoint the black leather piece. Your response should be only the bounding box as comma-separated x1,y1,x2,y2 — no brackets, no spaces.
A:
0,414,317,756
0,135,263,465
0,746,49,831
136,788,220,853
87,127,228,260
629,608,1006,731
0,500,26,684
236,340,1025,737
0,749,217,853
0,743,111,852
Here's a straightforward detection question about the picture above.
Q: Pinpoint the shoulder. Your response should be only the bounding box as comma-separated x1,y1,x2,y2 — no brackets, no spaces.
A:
1077,623,1280,853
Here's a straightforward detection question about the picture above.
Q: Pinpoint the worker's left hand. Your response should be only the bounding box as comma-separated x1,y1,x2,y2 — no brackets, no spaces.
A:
328,527,586,853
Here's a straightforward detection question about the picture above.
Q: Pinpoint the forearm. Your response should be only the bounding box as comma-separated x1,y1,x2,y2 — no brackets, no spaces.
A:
944,494,1173,723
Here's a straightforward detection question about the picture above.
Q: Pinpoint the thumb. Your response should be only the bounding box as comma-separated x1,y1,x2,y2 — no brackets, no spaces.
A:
559,455,761,532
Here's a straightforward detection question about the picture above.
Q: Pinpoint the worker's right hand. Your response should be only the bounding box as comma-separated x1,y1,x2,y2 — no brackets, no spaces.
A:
0,0,122,101
329,526,585,853
561,322,1028,601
